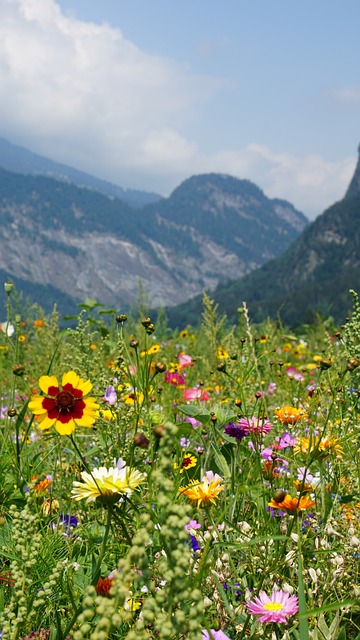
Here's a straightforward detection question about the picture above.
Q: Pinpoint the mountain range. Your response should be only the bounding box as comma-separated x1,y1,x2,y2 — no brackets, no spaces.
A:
0,139,307,317
166,147,360,327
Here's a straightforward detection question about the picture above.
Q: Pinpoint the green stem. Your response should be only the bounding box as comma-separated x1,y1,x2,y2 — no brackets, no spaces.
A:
92,504,113,585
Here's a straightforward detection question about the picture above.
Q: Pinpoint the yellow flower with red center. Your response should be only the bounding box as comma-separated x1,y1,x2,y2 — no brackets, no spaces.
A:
274,406,307,424
217,347,229,359
28,371,99,436
175,453,197,473
268,494,315,513
179,471,225,508
294,435,343,459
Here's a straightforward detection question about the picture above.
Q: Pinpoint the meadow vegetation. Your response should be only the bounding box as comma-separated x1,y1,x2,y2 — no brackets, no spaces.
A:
0,284,359,640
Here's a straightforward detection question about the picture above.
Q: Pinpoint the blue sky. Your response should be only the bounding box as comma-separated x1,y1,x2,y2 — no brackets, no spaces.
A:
1,0,360,218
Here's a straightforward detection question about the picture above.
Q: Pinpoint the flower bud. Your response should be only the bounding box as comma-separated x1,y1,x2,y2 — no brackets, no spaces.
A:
116,314,127,323
154,362,167,374
134,433,150,449
272,489,286,503
12,364,25,377
4,280,13,293
129,338,139,349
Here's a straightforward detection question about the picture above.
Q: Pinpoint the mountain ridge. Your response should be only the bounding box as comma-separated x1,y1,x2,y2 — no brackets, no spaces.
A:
165,151,360,328
0,141,307,316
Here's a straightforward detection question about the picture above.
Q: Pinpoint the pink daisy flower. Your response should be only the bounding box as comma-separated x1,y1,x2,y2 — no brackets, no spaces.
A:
247,588,298,624
238,416,272,435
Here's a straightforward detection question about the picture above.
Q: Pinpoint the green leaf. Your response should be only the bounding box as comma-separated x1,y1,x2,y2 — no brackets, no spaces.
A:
210,440,231,478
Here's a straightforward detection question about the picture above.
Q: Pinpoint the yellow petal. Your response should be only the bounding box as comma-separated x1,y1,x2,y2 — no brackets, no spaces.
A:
55,418,76,435
75,414,96,427
39,375,59,395
36,414,57,430
62,371,80,388
28,397,48,414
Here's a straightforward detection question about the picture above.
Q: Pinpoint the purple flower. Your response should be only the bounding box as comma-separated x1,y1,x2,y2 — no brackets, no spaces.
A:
275,432,296,449
104,385,117,405
185,416,202,429
180,437,191,448
190,535,200,552
224,421,248,441
185,519,201,531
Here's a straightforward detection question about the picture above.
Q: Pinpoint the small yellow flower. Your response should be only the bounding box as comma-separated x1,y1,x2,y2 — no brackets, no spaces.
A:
179,329,189,339
18,335,26,342
141,344,160,356
217,347,229,359
177,453,197,473
294,435,343,459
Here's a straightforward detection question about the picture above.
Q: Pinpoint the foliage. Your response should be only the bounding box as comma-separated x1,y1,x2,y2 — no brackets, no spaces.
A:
0,284,359,639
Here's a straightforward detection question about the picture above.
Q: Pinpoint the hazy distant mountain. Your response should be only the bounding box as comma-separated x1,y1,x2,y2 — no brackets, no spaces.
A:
166,147,360,328
0,138,162,208
0,166,306,316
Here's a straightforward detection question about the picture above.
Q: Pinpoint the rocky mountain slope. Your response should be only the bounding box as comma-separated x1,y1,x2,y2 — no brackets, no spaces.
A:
0,163,307,315
166,146,360,327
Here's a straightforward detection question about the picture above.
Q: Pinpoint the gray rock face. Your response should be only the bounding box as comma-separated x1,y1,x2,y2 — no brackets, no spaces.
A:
0,168,307,309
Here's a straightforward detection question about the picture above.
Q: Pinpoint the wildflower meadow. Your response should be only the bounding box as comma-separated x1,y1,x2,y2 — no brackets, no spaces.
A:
0,283,359,640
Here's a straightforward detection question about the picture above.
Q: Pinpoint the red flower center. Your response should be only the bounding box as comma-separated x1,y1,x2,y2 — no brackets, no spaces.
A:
181,456,193,469
55,390,75,411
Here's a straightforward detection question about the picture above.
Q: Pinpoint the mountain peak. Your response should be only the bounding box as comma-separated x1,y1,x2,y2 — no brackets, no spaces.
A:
345,143,360,199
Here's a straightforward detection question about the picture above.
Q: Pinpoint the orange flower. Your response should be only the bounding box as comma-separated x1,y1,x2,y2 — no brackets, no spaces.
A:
268,494,315,513
274,406,307,424
294,436,343,459
179,471,224,508
34,319,44,328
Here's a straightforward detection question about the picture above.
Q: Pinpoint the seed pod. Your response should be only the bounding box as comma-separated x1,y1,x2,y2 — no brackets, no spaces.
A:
347,357,359,371
129,338,139,348
216,362,227,372
134,433,150,448
153,424,166,439
272,489,287,503
146,323,155,335
116,314,127,323
12,364,25,377
154,362,167,374
141,317,152,328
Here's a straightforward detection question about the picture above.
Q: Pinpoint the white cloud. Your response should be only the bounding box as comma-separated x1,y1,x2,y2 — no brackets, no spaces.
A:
325,85,360,107
0,0,224,177
0,0,356,219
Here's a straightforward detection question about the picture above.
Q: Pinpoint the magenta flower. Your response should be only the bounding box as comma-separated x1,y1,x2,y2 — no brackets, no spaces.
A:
202,630,231,640
182,387,209,401
286,366,305,382
238,416,272,435
164,371,186,386
247,588,298,624
178,353,194,369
